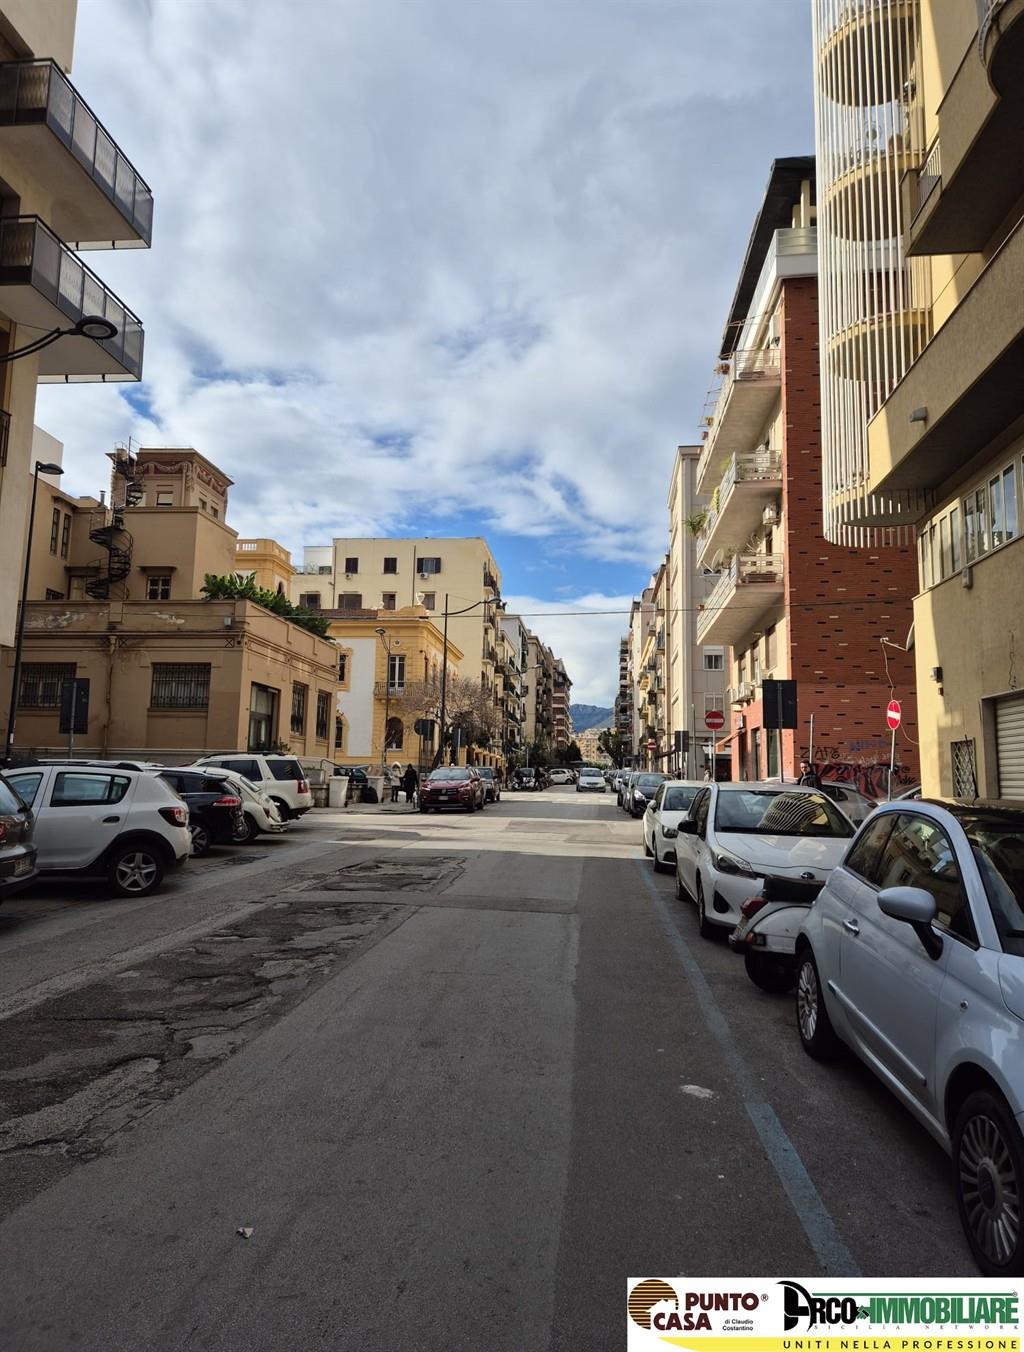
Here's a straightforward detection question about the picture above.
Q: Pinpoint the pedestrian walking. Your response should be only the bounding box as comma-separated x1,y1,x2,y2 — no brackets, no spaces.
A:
389,761,402,803
798,759,822,788
702,766,712,783
402,763,418,805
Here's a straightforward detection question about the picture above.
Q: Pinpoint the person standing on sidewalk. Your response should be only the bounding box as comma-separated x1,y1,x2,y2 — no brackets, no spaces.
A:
798,759,822,788
402,763,418,805
389,761,402,804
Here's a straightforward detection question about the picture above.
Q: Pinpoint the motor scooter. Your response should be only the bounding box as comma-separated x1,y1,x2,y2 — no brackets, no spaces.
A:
728,874,824,993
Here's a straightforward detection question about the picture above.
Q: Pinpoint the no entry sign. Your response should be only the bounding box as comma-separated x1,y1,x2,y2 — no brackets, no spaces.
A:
886,699,902,731
705,709,726,732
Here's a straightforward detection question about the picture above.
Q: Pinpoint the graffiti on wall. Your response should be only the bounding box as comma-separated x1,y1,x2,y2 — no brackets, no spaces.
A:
799,741,914,798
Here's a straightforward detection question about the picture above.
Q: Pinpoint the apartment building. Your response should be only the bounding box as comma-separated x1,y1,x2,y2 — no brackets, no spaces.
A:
524,633,554,750
576,725,611,765
614,637,632,751
323,605,462,772
1,445,338,761
814,0,1024,796
0,1,151,649
624,590,654,765
235,538,294,596
551,658,573,750
499,613,529,762
665,445,728,777
694,157,918,792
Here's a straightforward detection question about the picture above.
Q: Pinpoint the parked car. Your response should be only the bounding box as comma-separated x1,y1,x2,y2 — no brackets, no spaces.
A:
818,782,877,824
626,772,669,818
794,799,1024,1275
576,768,606,793
674,783,855,938
618,772,636,809
0,772,37,901
155,769,246,856
511,767,539,791
3,763,190,898
476,766,501,803
203,766,288,841
642,780,704,872
895,782,922,800
548,768,574,785
419,767,485,812
192,754,312,820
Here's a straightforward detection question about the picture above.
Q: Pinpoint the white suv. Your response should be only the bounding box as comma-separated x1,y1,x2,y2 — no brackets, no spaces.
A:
4,763,190,897
192,754,312,820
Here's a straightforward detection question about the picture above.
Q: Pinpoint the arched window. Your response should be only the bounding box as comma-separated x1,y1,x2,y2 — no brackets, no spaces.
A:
385,716,404,750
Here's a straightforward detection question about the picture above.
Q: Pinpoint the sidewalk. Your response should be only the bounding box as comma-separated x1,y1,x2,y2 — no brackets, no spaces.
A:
316,798,419,815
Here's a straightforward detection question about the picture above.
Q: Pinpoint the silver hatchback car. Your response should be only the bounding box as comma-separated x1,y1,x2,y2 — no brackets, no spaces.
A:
795,799,1024,1274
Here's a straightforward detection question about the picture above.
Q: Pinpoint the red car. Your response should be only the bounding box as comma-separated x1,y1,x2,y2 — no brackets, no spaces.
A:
419,767,485,813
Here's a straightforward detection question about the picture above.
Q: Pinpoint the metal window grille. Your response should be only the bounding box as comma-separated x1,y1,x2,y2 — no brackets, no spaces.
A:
290,682,308,734
951,739,978,799
334,715,344,750
150,663,210,709
49,507,60,554
316,691,330,740
60,513,70,559
146,574,171,601
337,593,362,610
19,662,75,708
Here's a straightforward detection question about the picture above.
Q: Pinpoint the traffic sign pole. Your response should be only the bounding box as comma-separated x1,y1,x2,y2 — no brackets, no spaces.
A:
885,699,902,800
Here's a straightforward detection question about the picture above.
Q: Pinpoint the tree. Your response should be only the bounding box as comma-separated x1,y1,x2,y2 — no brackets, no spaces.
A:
556,740,583,765
598,728,631,768
527,735,553,768
386,674,501,765
201,573,330,637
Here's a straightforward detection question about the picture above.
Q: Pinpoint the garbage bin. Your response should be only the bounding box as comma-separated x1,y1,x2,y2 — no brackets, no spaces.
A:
328,777,349,808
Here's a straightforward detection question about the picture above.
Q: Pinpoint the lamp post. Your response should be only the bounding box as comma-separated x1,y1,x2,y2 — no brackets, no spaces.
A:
375,627,400,769
0,315,118,367
5,460,65,765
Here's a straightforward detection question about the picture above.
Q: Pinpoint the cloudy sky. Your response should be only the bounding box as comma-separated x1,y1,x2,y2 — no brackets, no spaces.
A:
37,0,813,706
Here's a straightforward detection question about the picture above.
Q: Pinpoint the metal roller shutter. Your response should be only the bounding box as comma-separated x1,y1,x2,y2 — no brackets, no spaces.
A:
996,695,1024,798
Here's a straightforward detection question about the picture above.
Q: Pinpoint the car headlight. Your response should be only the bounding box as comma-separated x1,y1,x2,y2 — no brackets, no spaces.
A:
714,850,757,878
633,790,645,801
661,825,677,839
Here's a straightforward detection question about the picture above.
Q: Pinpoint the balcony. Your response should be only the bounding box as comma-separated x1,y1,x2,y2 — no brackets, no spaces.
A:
979,0,1024,95
696,347,781,494
483,564,499,592
695,448,783,566
696,553,785,647
374,681,406,698
818,1,917,107
237,539,291,564
0,60,153,248
0,216,143,380
729,681,757,706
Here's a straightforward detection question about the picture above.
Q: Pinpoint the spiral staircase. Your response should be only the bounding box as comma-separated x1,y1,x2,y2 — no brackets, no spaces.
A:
85,449,144,600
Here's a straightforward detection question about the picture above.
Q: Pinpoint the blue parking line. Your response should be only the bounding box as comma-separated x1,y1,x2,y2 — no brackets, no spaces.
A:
638,866,860,1276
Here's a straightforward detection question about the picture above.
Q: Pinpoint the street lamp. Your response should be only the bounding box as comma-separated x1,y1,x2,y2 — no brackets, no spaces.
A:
5,460,64,765
0,315,119,366
375,627,400,768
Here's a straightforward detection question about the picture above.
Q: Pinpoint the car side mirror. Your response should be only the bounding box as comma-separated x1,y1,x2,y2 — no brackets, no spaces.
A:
877,886,943,960
676,819,698,835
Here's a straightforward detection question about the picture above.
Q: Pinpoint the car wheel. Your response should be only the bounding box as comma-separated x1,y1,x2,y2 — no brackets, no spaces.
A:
189,823,211,857
270,796,291,821
108,843,165,898
465,799,474,813
695,879,717,939
419,805,429,813
234,813,259,844
795,947,842,1060
954,1090,1024,1275
744,951,796,994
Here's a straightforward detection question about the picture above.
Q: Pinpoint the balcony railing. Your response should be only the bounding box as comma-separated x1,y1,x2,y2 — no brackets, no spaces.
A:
374,681,406,698
237,538,291,563
0,60,153,247
697,346,782,489
699,553,785,642
695,447,783,560
0,215,143,380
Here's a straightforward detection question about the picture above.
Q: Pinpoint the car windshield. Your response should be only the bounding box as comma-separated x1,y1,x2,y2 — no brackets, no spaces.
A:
430,769,470,782
715,789,853,837
961,811,1024,956
636,775,666,790
477,769,494,779
663,786,700,812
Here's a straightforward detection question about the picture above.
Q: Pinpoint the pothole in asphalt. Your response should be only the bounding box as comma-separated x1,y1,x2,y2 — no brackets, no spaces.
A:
314,856,464,892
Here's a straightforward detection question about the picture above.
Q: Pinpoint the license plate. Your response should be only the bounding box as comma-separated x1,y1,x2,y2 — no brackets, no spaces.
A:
438,793,449,800
13,856,32,876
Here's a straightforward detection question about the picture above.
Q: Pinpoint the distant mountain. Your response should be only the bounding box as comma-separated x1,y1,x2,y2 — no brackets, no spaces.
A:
570,704,613,734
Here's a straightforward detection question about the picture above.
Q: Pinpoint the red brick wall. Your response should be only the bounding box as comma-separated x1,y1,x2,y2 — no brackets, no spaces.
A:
731,276,920,795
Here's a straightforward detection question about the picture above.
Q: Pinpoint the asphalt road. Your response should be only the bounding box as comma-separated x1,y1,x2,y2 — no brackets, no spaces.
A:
0,786,973,1350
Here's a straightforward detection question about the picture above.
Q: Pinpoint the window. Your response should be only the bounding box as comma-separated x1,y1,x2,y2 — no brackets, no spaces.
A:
844,814,896,884
60,513,70,560
383,557,398,574
703,650,724,671
344,556,359,574
928,524,938,583
991,464,1017,547
249,685,279,752
268,758,303,781
950,506,961,573
315,690,331,740
151,662,211,709
298,593,321,610
705,694,724,714
975,486,988,555
919,530,931,588
951,738,978,798
382,592,396,610
155,490,173,507
422,592,436,610
877,814,975,943
334,715,345,751
418,557,441,574
210,505,219,520
45,588,64,601
385,716,404,750
765,626,777,671
388,653,406,691
146,574,172,601
51,772,130,807
18,662,75,708
199,498,208,512
939,514,951,580
291,682,308,734
49,507,60,554
337,593,363,610
963,494,976,564
338,652,347,682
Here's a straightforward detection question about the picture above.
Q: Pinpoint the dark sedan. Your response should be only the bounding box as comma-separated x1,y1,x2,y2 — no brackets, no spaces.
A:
157,769,246,856
419,767,485,813
0,773,37,901
627,772,669,818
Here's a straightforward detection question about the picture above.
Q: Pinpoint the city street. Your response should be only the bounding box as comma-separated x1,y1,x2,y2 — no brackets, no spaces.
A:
0,786,973,1351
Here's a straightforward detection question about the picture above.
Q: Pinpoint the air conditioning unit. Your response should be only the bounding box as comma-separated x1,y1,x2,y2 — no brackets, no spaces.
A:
419,571,429,580
344,572,352,579
762,505,779,525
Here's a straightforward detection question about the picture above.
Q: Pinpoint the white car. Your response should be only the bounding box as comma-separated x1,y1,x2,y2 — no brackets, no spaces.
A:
576,769,606,793
674,782,856,938
548,768,573,785
642,780,705,872
193,753,312,820
795,799,1024,1275
4,763,191,897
